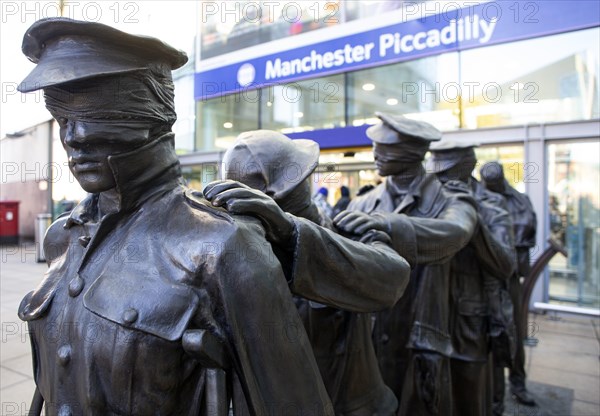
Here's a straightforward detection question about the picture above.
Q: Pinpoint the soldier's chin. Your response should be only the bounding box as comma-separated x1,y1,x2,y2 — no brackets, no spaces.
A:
74,173,116,193
376,167,392,177
377,166,402,177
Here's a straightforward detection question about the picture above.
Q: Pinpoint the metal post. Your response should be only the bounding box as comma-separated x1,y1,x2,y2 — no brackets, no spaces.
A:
47,119,54,221
577,198,585,305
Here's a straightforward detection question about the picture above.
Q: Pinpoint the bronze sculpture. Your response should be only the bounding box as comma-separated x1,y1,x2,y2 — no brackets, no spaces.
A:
17,18,337,415
334,113,478,416
203,130,411,415
427,141,517,416
481,161,538,411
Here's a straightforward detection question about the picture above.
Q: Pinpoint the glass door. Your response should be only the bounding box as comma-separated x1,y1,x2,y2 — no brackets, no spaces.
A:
547,140,600,307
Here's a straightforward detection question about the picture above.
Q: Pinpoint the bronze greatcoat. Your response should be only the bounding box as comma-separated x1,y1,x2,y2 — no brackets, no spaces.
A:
290,212,407,415
447,178,516,416
19,136,335,415
493,179,537,393
348,169,477,416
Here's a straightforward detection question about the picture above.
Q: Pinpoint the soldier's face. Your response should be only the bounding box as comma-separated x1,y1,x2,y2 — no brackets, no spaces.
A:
56,117,150,193
275,179,312,216
374,154,404,176
436,163,473,184
373,143,420,177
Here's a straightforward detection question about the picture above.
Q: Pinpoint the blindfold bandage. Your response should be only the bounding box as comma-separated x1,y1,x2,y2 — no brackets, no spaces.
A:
44,72,176,127
374,142,429,164
429,149,477,174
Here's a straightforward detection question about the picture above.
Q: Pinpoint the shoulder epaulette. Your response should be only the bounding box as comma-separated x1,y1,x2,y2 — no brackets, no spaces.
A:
356,184,376,197
442,179,471,194
184,189,233,223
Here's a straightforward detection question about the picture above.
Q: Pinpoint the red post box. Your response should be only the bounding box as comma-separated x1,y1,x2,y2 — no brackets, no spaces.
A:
0,201,20,244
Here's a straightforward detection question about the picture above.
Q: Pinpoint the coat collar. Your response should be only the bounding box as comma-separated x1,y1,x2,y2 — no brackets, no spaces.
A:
65,133,182,228
362,171,441,215
387,166,426,213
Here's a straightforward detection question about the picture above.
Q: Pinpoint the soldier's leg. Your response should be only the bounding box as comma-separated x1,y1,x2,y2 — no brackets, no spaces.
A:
373,308,411,401
492,356,505,416
450,359,488,416
508,279,536,406
508,275,527,391
486,353,494,416
397,351,452,416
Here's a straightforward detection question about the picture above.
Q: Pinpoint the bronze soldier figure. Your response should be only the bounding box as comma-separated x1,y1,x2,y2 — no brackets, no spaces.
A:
204,130,411,415
427,142,517,416
481,161,538,411
334,113,478,416
17,18,335,415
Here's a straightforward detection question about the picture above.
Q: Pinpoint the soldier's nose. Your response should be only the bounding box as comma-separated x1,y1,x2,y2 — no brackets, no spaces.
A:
64,120,87,148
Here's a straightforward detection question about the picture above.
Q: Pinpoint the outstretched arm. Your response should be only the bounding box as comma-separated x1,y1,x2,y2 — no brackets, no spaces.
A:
205,180,411,312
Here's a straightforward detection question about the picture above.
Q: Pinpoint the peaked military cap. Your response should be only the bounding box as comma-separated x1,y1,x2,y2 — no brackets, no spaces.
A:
222,130,320,200
18,18,188,92
426,140,479,173
366,112,442,144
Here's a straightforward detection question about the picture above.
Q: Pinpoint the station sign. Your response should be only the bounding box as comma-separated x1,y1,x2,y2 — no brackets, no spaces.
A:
195,1,600,100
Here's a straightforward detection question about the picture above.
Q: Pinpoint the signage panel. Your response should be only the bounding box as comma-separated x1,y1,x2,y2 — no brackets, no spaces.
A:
195,1,600,100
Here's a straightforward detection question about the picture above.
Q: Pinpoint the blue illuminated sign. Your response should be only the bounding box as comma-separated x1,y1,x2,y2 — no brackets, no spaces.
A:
195,1,600,100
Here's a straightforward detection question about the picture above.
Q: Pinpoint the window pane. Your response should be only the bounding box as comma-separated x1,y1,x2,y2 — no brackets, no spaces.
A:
460,28,600,129
261,74,345,133
312,150,378,205
173,73,196,155
196,93,259,151
343,1,411,22
547,141,600,307
347,53,460,131
200,1,342,59
181,164,220,191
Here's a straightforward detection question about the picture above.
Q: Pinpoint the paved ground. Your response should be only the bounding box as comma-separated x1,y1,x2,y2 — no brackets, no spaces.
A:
1,243,599,415
1,243,43,415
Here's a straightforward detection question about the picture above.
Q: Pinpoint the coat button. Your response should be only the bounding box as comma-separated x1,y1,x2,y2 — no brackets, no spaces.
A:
335,342,347,355
57,345,72,366
123,308,138,325
58,404,72,416
68,276,84,297
78,236,91,247
381,334,390,343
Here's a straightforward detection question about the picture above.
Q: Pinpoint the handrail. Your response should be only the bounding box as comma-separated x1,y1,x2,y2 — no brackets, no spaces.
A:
520,238,568,335
532,302,599,317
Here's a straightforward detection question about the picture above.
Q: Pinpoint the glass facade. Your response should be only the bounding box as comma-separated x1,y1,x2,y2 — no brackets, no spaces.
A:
195,28,599,152
312,167,379,207
311,150,377,205
192,20,600,310
460,28,600,129
344,1,409,22
200,1,343,59
182,163,221,191
261,74,345,133
347,53,460,131
547,141,600,307
199,1,428,59
196,91,259,151
474,144,526,192
173,72,197,154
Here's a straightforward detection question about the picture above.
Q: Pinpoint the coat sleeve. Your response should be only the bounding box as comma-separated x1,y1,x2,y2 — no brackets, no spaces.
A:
286,216,411,312
471,195,517,279
209,218,334,415
382,188,478,265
